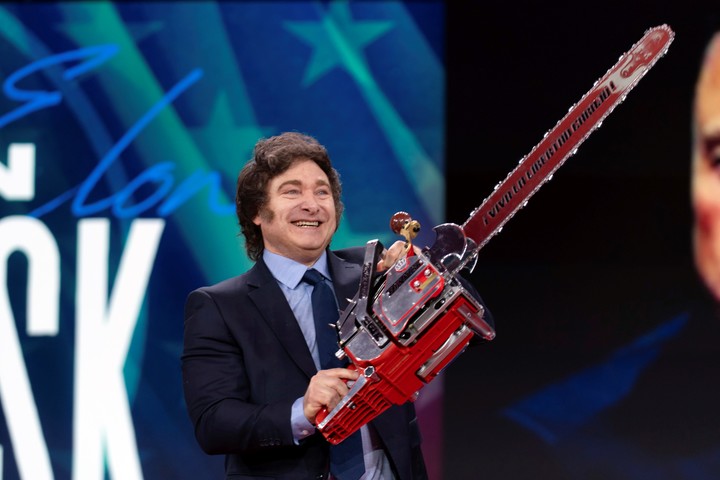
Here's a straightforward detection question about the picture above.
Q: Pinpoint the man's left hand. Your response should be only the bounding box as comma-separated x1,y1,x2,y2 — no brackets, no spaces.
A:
376,240,420,271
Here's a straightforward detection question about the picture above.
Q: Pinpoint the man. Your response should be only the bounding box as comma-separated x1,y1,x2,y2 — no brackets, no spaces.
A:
182,132,437,479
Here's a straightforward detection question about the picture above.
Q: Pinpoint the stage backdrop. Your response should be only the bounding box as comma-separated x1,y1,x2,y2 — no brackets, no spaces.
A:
0,2,445,479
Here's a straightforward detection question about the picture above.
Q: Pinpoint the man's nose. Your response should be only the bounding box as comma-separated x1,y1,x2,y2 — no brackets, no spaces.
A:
299,191,320,211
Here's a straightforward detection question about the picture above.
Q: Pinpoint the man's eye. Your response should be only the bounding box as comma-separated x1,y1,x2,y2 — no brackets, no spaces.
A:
283,189,300,196
316,189,330,197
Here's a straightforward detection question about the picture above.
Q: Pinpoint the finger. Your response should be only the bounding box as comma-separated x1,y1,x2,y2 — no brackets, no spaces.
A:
376,250,389,271
307,370,353,400
319,367,359,381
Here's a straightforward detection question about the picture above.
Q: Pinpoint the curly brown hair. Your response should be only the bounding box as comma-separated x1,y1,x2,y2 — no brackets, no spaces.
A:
236,132,344,261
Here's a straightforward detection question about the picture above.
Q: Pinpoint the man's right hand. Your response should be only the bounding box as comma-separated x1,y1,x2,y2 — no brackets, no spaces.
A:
303,368,359,424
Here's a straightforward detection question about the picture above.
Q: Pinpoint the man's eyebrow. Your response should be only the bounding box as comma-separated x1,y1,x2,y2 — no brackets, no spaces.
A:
275,179,330,190
276,179,302,190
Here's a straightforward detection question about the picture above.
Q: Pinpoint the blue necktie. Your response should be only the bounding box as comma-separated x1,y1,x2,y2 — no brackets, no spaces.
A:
302,269,365,480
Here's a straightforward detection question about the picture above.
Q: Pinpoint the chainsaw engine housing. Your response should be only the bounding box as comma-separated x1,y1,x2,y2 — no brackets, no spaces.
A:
316,236,494,444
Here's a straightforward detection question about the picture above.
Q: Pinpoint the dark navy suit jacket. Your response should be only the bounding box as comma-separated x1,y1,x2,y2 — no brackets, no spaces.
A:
182,247,428,479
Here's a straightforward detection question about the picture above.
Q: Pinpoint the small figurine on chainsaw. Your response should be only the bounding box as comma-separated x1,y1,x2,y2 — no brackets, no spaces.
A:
389,211,421,253
375,212,421,271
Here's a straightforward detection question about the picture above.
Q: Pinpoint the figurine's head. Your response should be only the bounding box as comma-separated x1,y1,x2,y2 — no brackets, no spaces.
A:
390,211,421,242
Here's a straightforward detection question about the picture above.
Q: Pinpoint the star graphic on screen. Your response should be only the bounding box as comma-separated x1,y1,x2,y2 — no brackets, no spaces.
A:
284,3,393,86
191,91,273,179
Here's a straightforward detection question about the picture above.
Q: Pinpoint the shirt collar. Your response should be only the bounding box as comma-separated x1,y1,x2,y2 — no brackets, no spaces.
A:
262,250,331,289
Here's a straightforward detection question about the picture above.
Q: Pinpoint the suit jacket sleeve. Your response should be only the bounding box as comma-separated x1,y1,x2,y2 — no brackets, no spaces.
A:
182,285,296,455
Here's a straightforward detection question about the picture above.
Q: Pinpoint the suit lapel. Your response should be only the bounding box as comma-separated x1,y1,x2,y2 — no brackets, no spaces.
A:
327,250,362,311
246,252,362,380
246,259,317,379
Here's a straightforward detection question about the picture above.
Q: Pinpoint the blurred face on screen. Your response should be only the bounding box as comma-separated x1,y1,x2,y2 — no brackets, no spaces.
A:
693,33,720,302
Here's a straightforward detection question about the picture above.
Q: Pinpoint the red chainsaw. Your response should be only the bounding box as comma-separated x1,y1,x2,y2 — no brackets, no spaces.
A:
316,25,674,444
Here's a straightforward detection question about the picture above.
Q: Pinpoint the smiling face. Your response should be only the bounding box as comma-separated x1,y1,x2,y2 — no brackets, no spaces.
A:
693,34,720,301
253,158,337,266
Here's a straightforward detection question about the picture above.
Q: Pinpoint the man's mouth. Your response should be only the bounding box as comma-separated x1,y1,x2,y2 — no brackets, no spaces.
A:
292,220,320,228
